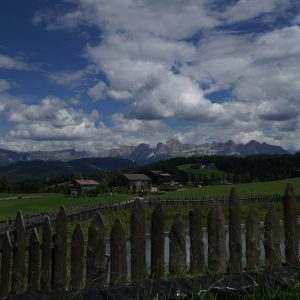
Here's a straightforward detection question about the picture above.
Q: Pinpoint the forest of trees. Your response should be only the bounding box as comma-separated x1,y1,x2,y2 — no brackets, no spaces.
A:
0,154,300,193
140,154,300,184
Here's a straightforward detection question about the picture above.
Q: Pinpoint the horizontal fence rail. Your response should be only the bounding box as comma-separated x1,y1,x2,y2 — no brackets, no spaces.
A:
0,193,298,237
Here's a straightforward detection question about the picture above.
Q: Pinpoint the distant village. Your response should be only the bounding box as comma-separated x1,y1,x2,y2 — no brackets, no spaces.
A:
67,163,228,197
68,170,181,197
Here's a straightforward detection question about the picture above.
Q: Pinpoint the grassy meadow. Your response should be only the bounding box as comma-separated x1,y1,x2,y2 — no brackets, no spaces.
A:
146,176,300,199
0,192,131,221
0,176,299,224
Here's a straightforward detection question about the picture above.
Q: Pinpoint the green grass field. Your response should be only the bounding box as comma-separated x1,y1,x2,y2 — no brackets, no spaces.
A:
0,177,299,222
146,177,300,199
0,192,131,221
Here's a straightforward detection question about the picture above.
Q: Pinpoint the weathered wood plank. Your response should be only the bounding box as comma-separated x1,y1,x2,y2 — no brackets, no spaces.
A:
110,219,127,286
28,228,40,292
86,213,106,288
264,205,281,270
229,188,242,272
130,199,146,282
53,207,68,291
151,204,164,279
11,211,26,294
207,203,226,273
246,206,260,271
169,213,186,277
71,224,84,290
283,183,298,264
0,232,12,297
189,207,204,275
41,216,52,292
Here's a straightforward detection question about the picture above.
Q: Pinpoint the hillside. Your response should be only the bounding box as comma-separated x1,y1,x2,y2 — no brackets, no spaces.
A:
0,157,137,181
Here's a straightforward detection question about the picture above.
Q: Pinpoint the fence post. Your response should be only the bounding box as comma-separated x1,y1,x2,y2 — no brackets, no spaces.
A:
189,207,204,275
71,224,84,290
53,207,68,291
86,213,106,288
0,232,12,297
41,216,52,292
11,211,26,294
207,203,226,273
151,204,164,279
110,219,127,286
264,205,281,270
229,188,242,272
246,207,260,271
28,228,40,292
169,213,186,277
130,199,146,282
283,183,299,265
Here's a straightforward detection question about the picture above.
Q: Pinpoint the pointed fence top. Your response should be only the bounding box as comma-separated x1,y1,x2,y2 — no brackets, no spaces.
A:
284,183,295,198
57,206,67,219
133,198,144,212
15,211,25,232
73,223,84,239
29,228,39,243
91,213,104,230
111,218,125,235
229,187,239,202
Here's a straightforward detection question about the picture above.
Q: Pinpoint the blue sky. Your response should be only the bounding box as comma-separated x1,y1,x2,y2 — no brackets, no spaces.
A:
1,0,300,152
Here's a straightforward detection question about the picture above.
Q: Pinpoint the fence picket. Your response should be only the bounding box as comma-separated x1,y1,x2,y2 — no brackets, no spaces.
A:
28,228,40,292
130,199,146,282
110,219,127,286
151,204,164,279
207,203,226,273
189,207,204,275
229,188,242,272
53,207,67,291
169,213,186,277
71,224,84,290
86,213,106,288
246,207,260,271
11,211,26,294
264,205,281,270
41,216,52,292
283,183,298,264
0,232,12,297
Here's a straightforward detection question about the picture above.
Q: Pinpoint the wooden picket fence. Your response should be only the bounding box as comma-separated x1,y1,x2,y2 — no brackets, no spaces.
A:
0,183,299,296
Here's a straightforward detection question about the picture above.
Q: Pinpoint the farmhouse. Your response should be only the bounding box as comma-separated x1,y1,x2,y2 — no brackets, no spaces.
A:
117,173,151,192
145,170,172,184
69,179,99,196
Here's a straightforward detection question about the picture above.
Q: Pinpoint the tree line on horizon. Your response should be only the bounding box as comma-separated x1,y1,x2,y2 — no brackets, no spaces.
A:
0,154,300,193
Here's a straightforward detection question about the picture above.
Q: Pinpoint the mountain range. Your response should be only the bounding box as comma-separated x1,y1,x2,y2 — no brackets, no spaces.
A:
97,139,289,163
0,139,289,167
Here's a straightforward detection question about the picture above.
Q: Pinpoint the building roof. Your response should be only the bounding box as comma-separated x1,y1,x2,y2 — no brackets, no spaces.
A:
150,170,171,177
122,173,151,181
73,179,99,185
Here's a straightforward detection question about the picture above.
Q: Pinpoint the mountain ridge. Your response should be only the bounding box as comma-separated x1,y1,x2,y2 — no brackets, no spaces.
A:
97,139,289,163
0,157,137,181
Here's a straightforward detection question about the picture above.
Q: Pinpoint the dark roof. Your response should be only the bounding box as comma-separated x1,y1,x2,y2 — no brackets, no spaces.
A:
122,173,151,181
72,179,99,185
